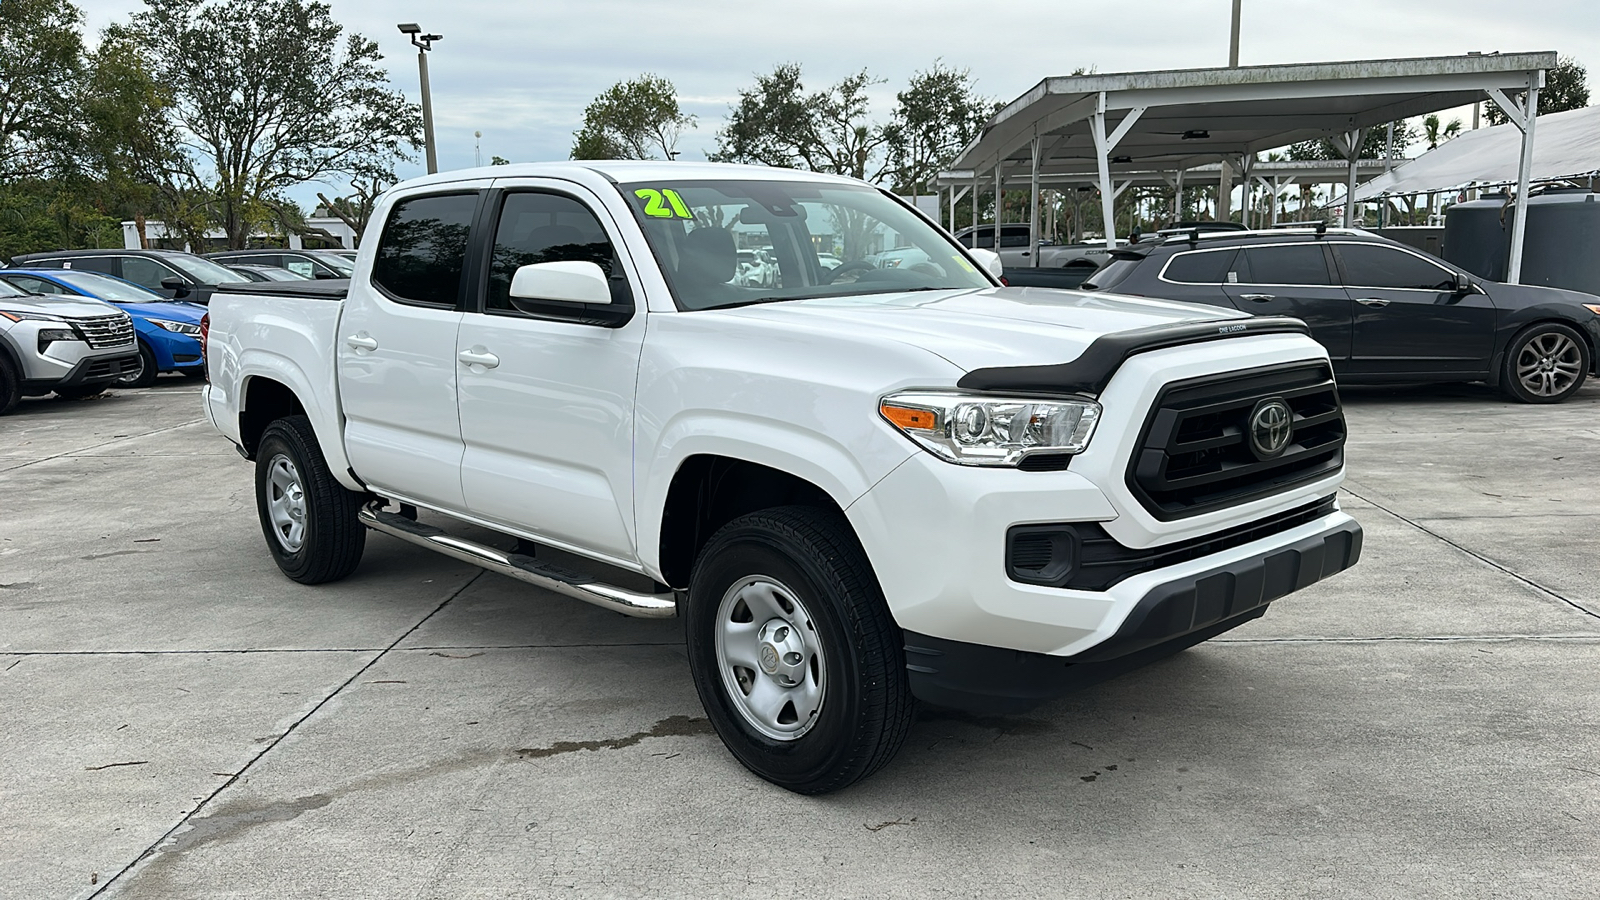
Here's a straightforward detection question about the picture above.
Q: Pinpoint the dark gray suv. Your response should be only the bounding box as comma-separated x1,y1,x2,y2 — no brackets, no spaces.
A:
1085,228,1600,403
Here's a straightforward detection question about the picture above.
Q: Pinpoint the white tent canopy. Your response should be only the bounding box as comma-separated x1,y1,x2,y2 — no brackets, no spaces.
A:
1356,104,1600,201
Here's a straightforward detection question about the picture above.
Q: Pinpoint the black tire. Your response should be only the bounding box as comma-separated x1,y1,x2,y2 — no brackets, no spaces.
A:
113,342,159,388
0,354,19,415
1499,322,1590,404
254,415,366,584
53,384,107,400
685,505,913,794
179,365,208,380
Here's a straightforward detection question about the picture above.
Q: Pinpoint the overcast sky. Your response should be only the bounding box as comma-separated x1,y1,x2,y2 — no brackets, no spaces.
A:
78,0,1598,199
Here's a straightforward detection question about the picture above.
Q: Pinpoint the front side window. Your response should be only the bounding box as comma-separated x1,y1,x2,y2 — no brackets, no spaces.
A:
1238,245,1334,286
998,226,1032,248
122,257,181,290
619,179,991,311
164,254,250,284
486,191,628,315
1337,244,1456,290
371,192,479,307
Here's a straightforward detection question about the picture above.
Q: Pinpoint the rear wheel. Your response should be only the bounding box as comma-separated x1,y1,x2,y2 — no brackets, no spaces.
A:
113,342,159,388
685,506,913,794
1500,323,1589,403
0,355,19,415
254,415,366,584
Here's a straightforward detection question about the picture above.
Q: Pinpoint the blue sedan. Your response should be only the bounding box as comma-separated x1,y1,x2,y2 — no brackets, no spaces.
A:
0,269,206,387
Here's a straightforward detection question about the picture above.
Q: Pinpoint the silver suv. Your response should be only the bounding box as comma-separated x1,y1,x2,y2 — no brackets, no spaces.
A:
0,279,140,414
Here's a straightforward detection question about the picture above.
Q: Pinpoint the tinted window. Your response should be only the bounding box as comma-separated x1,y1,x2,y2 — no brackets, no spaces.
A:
1081,258,1140,292
122,257,180,290
5,275,67,294
1163,249,1237,284
999,226,1031,248
1240,245,1333,286
1338,244,1456,290
487,192,628,314
62,256,119,276
372,193,478,307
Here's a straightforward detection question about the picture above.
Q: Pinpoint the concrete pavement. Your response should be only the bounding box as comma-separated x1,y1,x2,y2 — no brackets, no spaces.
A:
2,378,1597,899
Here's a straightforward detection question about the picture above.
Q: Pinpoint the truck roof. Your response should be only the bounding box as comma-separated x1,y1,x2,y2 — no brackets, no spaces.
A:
391,161,866,192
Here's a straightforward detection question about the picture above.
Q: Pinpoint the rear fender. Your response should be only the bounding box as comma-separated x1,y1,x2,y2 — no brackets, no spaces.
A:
237,348,359,492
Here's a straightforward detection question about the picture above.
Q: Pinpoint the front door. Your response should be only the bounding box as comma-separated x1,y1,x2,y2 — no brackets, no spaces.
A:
1220,243,1353,365
455,183,647,564
1333,242,1496,377
337,187,484,511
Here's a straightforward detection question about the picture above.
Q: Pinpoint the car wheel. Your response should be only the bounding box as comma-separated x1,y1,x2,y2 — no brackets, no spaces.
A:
53,385,107,400
1500,323,1590,404
0,354,19,415
254,415,367,584
685,505,913,794
113,343,159,388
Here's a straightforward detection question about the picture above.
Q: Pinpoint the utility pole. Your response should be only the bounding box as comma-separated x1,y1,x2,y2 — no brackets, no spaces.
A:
398,23,442,174
474,131,481,168
1219,0,1242,221
1229,0,1242,67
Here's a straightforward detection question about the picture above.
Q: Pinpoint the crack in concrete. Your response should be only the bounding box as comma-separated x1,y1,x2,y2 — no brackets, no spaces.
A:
515,715,713,759
0,418,204,475
1342,485,1600,622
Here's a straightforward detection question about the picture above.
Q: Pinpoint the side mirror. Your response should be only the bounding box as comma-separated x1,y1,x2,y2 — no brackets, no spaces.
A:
968,247,1005,280
160,276,191,298
509,261,611,306
1453,271,1474,294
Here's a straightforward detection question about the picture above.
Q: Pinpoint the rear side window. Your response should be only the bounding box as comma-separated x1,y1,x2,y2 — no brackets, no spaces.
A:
62,256,120,276
372,192,478,307
486,192,629,315
1239,245,1333,286
1162,249,1237,284
1081,257,1140,292
1337,244,1456,290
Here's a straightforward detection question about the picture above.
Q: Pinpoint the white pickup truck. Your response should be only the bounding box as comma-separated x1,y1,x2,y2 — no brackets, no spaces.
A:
202,162,1361,793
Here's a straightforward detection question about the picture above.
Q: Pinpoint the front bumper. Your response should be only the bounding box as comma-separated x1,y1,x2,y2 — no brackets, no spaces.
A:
19,351,142,395
903,517,1362,713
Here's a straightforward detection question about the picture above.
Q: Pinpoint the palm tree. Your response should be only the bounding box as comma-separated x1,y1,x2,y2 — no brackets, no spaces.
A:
1419,114,1464,222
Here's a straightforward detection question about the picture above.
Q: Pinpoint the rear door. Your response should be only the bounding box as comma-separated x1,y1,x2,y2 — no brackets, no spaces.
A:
453,181,646,562
1221,243,1353,365
1333,241,1495,377
337,184,487,511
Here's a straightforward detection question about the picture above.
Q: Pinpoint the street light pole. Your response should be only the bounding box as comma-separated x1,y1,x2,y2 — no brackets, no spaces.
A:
1228,0,1242,67
398,23,442,175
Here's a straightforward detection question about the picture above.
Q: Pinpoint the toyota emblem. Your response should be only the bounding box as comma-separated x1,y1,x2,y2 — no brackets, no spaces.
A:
1247,399,1293,459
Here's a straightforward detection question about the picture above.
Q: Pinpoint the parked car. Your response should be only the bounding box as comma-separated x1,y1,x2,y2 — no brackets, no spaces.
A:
953,224,1123,270
0,269,206,387
9,248,251,305
1081,227,1600,403
204,161,1361,793
226,264,313,283
206,248,355,280
0,278,139,413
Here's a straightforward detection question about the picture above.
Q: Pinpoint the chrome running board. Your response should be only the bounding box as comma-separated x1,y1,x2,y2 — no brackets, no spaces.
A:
358,503,678,619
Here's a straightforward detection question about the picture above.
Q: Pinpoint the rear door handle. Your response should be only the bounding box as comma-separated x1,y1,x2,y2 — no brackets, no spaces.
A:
1238,293,1276,302
457,348,500,369
1355,298,1391,308
345,333,378,351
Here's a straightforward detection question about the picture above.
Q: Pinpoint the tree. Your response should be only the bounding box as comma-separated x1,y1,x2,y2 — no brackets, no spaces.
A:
1286,120,1414,161
121,0,421,249
713,64,890,182
570,74,694,160
882,62,992,196
1486,56,1589,125
1421,114,1462,150
0,0,86,180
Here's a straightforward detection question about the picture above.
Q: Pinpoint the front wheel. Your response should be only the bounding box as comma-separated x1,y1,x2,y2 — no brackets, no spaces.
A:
113,343,159,388
254,415,366,584
1500,323,1590,403
685,506,913,794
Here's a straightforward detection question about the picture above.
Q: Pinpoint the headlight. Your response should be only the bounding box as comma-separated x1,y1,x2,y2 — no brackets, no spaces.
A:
147,318,202,335
38,328,81,352
879,391,1101,466
0,309,66,322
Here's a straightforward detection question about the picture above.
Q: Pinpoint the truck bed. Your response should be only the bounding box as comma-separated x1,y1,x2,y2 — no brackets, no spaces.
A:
213,279,350,300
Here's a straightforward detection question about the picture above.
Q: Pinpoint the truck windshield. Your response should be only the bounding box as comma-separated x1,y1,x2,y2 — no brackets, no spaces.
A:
617,179,993,311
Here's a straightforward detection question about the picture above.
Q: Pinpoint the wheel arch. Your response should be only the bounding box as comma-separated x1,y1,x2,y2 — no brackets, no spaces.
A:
1490,315,1597,387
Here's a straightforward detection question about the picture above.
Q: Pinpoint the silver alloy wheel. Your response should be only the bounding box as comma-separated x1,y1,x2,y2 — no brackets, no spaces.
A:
113,352,146,387
1515,332,1584,397
265,453,308,553
713,575,827,741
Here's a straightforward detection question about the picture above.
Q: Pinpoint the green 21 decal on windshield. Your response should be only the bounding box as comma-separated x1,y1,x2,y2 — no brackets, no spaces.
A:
634,188,693,219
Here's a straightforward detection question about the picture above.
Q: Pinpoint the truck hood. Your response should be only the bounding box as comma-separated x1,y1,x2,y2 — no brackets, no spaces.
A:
715,286,1247,371
0,294,120,320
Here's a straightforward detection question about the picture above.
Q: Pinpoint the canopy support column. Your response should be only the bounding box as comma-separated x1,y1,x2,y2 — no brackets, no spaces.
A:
1488,73,1543,284
1028,134,1042,267
972,171,979,236
1089,93,1146,251
1173,168,1186,222
1332,128,1366,227
1240,154,1255,229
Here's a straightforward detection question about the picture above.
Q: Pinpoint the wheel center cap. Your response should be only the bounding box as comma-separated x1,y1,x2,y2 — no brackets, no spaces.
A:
755,619,808,686
758,643,779,674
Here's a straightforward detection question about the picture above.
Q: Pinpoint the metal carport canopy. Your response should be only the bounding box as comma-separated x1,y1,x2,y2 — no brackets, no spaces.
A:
948,52,1556,279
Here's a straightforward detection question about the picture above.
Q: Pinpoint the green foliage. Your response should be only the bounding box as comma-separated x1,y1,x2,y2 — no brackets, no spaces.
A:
712,64,889,182
570,75,694,160
882,62,992,195
1485,56,1589,124
0,0,86,180
1287,121,1414,161
1421,114,1462,151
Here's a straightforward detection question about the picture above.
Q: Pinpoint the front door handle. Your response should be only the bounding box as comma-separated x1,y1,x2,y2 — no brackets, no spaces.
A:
1355,298,1391,308
1238,293,1276,302
345,333,378,351
457,348,500,369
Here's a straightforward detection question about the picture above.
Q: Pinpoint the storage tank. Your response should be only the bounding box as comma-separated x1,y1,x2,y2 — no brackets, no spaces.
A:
1442,193,1510,281
1519,188,1600,296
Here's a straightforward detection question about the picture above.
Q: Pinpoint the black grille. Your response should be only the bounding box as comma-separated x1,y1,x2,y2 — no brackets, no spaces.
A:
1128,362,1345,519
1017,453,1073,472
